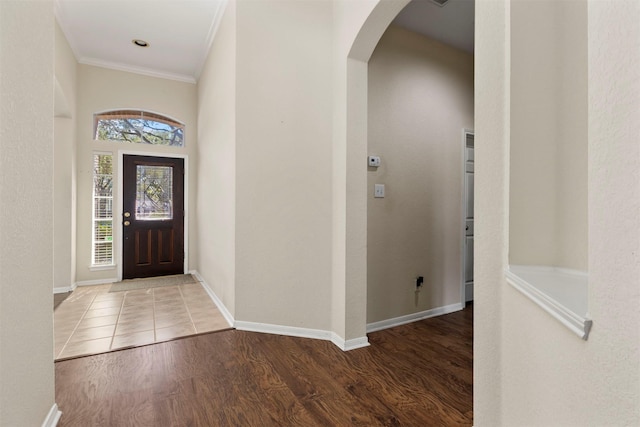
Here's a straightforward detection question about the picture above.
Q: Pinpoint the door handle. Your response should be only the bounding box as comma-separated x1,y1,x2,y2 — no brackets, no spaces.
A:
466,225,469,231
124,212,131,218
124,221,130,226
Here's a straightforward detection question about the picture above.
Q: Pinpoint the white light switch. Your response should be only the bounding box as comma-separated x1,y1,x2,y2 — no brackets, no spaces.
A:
374,184,385,198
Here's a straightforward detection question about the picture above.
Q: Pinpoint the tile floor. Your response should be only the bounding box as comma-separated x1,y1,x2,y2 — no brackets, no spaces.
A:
54,281,231,360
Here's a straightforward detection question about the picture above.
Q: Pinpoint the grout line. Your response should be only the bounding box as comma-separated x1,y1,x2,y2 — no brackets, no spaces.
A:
178,284,198,333
56,289,102,359
152,288,157,343
108,289,127,351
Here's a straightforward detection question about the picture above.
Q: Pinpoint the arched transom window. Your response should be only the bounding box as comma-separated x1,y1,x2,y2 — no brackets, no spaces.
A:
94,110,185,147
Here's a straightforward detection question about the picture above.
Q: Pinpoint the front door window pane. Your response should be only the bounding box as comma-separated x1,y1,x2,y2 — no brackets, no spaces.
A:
136,165,173,220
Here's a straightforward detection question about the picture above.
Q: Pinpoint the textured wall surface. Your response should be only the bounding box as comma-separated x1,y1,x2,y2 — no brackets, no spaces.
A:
54,21,78,290
234,0,334,330
367,25,473,323
197,0,237,316
0,1,56,424
474,0,640,425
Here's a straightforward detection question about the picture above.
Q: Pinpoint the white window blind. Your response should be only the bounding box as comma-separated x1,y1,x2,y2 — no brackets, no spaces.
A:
92,153,113,265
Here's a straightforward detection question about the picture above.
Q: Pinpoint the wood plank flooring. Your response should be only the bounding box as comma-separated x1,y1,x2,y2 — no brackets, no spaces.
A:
55,305,473,426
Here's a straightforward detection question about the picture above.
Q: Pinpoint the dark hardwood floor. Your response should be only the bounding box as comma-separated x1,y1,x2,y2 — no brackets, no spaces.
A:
55,305,473,426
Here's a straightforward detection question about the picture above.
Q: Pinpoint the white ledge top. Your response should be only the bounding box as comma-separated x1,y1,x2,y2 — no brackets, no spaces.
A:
506,265,592,340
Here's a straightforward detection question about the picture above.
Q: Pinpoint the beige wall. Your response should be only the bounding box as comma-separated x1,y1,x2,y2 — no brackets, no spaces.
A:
367,25,473,323
332,0,409,342
234,0,334,329
475,0,640,425
509,0,588,271
75,65,198,283
0,0,56,424
54,21,78,290
197,0,237,316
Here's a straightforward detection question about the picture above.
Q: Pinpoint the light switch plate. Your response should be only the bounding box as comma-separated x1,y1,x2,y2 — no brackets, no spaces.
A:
374,184,385,198
368,156,381,167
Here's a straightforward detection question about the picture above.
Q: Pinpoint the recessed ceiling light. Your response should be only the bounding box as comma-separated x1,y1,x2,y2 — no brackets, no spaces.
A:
132,39,149,48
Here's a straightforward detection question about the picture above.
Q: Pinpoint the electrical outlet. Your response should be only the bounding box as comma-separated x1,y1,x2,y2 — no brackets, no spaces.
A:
416,276,424,288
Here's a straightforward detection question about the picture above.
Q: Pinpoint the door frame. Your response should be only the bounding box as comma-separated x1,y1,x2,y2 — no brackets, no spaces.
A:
116,150,189,282
461,129,474,306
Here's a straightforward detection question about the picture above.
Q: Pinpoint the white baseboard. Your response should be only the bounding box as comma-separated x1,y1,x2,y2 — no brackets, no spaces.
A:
42,403,61,427
188,270,369,352
366,303,464,333
189,270,234,328
235,321,370,352
235,321,332,341
331,333,370,351
53,283,77,294
75,278,118,287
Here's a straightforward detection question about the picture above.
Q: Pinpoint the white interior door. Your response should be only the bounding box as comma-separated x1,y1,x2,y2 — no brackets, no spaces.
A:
464,133,474,302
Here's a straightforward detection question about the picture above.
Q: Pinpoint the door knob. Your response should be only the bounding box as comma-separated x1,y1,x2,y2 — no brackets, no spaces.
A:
124,221,130,226
124,212,131,218
466,225,469,231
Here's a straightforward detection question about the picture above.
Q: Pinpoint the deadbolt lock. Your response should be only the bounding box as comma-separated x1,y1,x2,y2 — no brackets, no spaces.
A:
124,212,131,218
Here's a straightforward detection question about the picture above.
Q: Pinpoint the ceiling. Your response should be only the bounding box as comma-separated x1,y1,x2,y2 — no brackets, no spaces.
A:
393,0,475,54
55,0,473,85
55,0,226,83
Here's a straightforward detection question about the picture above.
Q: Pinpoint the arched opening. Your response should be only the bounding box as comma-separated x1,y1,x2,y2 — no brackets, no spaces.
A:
342,0,474,339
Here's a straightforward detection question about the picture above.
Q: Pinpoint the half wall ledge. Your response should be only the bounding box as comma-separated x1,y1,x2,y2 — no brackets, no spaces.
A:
506,265,592,340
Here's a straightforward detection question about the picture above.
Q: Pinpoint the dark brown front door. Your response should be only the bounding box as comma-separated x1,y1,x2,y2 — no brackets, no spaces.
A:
123,155,184,279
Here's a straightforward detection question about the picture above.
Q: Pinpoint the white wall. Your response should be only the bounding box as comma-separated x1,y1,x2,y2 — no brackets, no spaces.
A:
54,21,78,291
197,0,237,316
367,25,473,323
475,0,640,425
509,0,588,271
332,0,409,343
75,65,198,283
0,1,57,424
234,0,334,330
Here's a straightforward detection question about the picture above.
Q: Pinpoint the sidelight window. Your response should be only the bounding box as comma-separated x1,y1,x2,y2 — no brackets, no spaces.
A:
92,153,114,265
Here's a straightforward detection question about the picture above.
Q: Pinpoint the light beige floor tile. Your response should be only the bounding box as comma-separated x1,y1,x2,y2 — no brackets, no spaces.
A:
154,297,185,307
55,308,89,319
156,323,196,342
154,305,189,318
193,317,230,333
68,325,116,343
188,308,222,323
125,289,154,297
54,279,223,359
118,311,154,324
54,325,79,339
185,303,218,315
111,330,155,350
115,318,154,336
55,335,72,348
153,287,182,298
84,307,121,318
120,305,154,316
155,313,191,329
93,292,125,301
76,315,119,329
89,299,122,310
59,337,112,359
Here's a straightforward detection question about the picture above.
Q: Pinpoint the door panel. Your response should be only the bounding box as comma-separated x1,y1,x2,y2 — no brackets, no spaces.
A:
123,155,184,279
